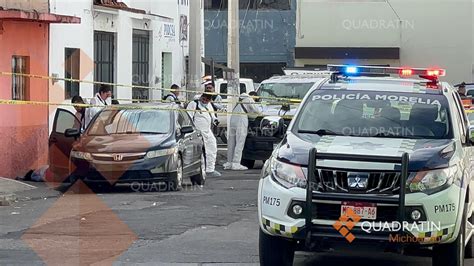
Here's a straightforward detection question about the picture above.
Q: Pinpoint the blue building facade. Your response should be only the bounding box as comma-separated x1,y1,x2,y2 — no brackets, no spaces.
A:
204,0,296,82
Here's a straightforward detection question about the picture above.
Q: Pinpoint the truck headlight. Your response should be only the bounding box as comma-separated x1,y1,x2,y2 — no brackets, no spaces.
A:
70,151,92,161
146,148,176,159
270,157,306,189
408,165,458,194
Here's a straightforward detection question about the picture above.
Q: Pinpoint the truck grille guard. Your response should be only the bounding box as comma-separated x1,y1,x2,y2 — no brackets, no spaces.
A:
305,148,409,245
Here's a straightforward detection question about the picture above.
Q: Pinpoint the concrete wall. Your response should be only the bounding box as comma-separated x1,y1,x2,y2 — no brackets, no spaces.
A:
204,7,296,65
49,0,198,132
0,0,49,12
0,21,49,178
296,0,473,84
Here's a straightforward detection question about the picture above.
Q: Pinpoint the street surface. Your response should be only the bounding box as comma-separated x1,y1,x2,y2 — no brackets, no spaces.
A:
0,157,472,265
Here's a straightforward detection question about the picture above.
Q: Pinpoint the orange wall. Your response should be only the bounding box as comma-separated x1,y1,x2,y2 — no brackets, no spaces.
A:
0,21,49,178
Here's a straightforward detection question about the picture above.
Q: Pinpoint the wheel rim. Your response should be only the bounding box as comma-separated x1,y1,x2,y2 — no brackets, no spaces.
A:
177,158,183,188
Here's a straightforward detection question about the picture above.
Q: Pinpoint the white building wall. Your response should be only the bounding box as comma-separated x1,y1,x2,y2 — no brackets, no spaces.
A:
49,0,200,132
296,0,473,84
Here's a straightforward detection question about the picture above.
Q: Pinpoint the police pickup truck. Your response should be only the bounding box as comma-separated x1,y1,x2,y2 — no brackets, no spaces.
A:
241,74,331,169
258,65,474,266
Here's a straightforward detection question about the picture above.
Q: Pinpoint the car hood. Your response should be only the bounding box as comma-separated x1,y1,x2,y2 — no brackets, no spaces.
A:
74,133,174,153
260,103,299,117
277,133,454,171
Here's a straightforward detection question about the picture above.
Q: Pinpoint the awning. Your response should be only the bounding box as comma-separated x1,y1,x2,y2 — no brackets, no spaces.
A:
0,9,81,24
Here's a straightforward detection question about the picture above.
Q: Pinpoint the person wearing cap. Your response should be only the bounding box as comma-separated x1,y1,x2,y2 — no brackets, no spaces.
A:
186,93,221,177
458,82,467,97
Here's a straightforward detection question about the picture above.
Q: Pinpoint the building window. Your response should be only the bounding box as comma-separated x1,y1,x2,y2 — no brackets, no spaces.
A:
65,48,80,99
132,30,150,101
94,31,115,95
12,56,29,100
162,52,173,90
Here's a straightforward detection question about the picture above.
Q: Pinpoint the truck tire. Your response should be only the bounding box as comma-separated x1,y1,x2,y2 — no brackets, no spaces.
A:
241,159,255,169
466,211,473,258
432,211,466,266
259,229,295,266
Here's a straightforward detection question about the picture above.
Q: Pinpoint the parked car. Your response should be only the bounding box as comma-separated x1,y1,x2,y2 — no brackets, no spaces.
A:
48,104,206,191
258,65,474,266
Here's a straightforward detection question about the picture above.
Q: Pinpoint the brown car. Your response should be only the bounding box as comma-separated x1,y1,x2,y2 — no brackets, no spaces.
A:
48,104,206,191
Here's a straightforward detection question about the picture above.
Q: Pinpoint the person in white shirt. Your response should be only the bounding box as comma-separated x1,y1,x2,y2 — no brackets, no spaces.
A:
186,93,221,177
86,85,112,125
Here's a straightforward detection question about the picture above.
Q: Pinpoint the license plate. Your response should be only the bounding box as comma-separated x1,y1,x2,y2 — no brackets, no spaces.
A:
341,202,377,220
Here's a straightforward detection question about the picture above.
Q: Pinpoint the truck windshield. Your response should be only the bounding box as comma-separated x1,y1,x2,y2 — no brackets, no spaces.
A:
293,90,452,139
258,82,314,100
87,109,171,136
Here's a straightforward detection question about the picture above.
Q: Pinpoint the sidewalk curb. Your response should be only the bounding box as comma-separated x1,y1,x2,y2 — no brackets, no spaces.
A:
0,193,17,206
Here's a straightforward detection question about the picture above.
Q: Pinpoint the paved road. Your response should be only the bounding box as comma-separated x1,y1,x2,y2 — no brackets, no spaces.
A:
0,162,472,265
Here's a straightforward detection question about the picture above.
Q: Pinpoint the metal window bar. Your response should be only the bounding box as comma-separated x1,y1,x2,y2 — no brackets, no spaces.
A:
94,31,115,94
305,149,409,246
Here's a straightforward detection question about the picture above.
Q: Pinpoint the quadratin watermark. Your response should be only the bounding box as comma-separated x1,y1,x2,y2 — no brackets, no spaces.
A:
333,211,443,244
342,19,415,31
204,19,274,31
361,221,443,243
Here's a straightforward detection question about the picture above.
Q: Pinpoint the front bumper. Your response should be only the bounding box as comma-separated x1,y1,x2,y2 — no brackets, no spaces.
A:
259,173,461,246
69,153,178,184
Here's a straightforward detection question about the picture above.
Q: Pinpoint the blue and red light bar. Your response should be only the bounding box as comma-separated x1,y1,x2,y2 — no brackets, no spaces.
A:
328,65,446,79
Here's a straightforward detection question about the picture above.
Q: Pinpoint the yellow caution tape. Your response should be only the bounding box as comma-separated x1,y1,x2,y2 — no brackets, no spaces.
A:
0,71,304,103
0,99,295,119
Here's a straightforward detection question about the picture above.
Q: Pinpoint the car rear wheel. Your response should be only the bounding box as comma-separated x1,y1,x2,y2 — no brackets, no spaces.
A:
466,210,473,258
168,156,183,191
191,153,206,186
432,210,466,266
259,228,295,266
241,159,255,169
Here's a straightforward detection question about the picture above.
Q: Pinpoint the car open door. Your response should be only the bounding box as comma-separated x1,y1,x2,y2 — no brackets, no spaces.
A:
48,108,81,182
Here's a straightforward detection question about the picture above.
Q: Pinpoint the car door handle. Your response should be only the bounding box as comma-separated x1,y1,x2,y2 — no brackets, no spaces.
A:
50,137,58,143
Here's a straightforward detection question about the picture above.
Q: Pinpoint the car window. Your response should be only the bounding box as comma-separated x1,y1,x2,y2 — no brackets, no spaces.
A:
54,109,80,134
177,110,192,127
219,83,246,100
87,109,171,135
451,92,468,143
258,82,314,100
294,89,452,139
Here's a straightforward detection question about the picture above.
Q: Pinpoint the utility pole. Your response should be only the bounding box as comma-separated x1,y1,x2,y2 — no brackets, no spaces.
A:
188,0,202,100
227,0,240,133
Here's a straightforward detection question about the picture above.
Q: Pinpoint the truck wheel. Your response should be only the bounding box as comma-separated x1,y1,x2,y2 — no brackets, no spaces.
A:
259,229,295,266
433,212,466,266
241,159,255,169
466,211,473,258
